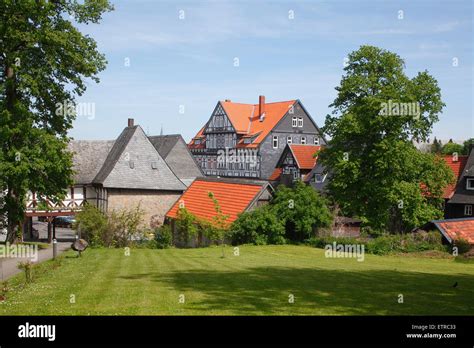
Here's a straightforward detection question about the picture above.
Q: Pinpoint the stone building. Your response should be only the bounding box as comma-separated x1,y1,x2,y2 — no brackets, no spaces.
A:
188,96,326,180
25,119,203,229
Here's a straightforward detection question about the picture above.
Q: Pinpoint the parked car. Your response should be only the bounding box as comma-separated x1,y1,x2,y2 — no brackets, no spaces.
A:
54,216,76,228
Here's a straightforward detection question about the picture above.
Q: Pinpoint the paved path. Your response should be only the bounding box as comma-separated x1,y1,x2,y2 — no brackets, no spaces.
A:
0,242,71,281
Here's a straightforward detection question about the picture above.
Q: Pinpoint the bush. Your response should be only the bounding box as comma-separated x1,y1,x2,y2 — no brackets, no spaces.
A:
230,206,286,245
306,231,447,256
154,225,173,249
74,203,145,248
74,203,108,247
453,238,471,255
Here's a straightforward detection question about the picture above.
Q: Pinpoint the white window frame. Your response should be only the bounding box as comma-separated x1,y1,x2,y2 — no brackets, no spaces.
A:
272,135,278,149
301,136,306,144
466,178,474,190
464,205,472,216
287,136,292,144
292,117,297,127
314,137,320,145
298,117,303,127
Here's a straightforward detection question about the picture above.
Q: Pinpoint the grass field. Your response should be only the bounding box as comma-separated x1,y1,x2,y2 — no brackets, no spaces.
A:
1,245,473,315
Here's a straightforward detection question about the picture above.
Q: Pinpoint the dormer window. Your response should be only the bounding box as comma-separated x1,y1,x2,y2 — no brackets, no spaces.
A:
195,139,201,145
244,138,252,144
467,178,474,190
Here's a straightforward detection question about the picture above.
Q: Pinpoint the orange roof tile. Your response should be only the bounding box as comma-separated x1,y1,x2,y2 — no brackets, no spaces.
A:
433,218,474,244
441,155,468,199
166,178,267,224
269,168,282,181
290,145,320,170
189,99,296,149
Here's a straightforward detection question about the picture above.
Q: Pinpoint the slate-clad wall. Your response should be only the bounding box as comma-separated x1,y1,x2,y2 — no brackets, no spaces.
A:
259,102,325,179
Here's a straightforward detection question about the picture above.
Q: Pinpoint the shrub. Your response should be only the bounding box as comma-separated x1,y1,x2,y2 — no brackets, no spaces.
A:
154,225,173,249
271,181,332,241
74,203,108,247
174,208,199,247
453,238,471,255
230,206,286,245
74,203,145,248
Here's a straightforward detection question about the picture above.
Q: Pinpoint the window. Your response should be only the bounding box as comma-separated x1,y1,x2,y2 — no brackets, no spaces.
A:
292,117,297,127
293,170,299,180
272,135,278,149
298,117,303,127
195,139,201,145
129,161,134,169
467,178,474,190
314,137,320,145
151,162,158,169
301,136,306,144
464,205,472,216
287,136,292,144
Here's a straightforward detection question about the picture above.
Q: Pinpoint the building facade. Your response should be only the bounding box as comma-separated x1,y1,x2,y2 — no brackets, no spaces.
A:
189,96,326,180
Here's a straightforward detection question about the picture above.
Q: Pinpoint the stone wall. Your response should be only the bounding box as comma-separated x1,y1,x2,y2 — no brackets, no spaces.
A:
107,188,181,228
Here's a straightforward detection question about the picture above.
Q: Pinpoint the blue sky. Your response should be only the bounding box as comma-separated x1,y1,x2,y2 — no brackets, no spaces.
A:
71,0,473,143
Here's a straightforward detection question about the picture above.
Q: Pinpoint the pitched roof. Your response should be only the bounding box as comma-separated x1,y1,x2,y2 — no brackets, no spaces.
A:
68,140,115,185
432,218,474,244
441,155,468,199
269,168,282,181
166,177,270,224
289,144,320,170
148,134,203,186
189,99,296,149
148,134,182,159
448,149,474,204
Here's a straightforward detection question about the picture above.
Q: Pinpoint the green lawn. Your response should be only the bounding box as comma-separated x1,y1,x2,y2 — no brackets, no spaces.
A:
1,245,473,315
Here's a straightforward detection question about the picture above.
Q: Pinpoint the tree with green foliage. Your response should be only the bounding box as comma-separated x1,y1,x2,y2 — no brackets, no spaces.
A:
207,191,230,256
0,0,113,242
431,137,442,154
271,181,332,241
230,205,286,245
319,45,454,233
462,138,474,155
441,142,464,156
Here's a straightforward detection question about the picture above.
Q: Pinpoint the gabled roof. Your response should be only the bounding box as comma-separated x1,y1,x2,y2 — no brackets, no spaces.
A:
148,134,203,187
448,149,474,204
289,144,320,170
68,140,115,185
441,155,468,199
166,177,271,224
148,134,182,159
431,217,474,244
70,126,185,191
189,99,296,149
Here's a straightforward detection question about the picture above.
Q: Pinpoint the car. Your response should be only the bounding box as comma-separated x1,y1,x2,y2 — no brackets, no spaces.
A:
54,215,76,228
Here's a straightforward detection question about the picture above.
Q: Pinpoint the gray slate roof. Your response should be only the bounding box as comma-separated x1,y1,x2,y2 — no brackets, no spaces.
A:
148,134,203,186
448,149,474,204
69,126,186,191
68,140,115,185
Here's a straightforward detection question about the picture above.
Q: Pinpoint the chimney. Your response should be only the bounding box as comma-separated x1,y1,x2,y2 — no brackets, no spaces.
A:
128,118,134,127
258,95,265,119
224,99,231,102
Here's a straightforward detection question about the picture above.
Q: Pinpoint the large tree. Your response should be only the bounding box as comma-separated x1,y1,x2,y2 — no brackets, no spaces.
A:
319,45,454,233
0,0,113,242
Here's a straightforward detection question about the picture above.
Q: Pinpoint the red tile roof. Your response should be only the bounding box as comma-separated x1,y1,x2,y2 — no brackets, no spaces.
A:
441,155,468,199
290,145,320,170
269,168,282,181
189,99,296,149
433,218,474,244
166,178,267,224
